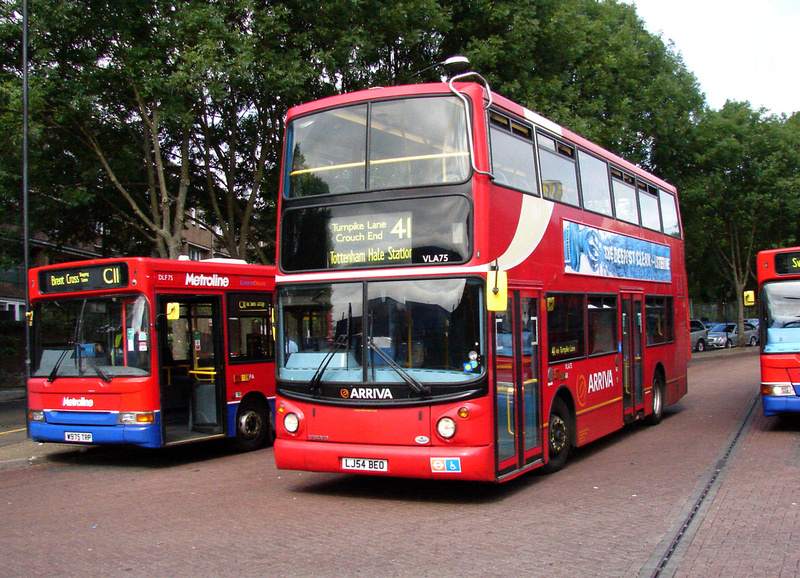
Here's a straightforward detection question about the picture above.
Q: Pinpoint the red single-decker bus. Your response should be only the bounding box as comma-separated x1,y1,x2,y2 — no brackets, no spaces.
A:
757,247,800,416
28,257,276,450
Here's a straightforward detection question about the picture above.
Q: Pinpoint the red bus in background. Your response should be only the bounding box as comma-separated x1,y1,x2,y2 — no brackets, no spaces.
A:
757,247,800,416
28,257,276,451
273,71,689,482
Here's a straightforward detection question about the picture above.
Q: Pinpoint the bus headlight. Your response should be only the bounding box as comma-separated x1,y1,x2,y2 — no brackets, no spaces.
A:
284,412,300,434
762,384,795,396
29,410,45,422
117,412,155,425
437,417,457,439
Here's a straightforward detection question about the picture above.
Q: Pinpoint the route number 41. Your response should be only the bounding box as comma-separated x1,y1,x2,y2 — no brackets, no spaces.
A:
391,217,412,240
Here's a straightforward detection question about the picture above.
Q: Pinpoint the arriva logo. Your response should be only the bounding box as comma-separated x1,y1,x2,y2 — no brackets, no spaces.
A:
341,388,394,400
62,396,94,408
587,369,614,393
185,273,230,288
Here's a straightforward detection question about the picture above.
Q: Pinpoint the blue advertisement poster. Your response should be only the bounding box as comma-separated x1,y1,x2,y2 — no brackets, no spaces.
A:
563,221,671,282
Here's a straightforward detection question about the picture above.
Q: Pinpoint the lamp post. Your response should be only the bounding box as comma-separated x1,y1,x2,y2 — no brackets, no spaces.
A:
22,0,30,433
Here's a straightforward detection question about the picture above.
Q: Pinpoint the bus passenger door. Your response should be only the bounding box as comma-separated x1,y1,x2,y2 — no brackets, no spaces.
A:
158,297,225,445
495,291,542,477
621,294,644,421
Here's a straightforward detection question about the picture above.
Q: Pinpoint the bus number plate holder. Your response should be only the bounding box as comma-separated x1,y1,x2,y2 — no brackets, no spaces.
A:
65,432,93,443
341,457,388,472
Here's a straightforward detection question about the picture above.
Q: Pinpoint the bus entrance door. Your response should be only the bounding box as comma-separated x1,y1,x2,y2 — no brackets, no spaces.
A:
495,291,542,478
621,294,645,422
158,297,225,445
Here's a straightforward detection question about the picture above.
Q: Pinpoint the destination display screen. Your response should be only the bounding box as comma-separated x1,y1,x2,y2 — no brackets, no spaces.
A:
227,293,271,316
280,195,471,272
774,251,800,275
39,263,129,294
327,212,413,267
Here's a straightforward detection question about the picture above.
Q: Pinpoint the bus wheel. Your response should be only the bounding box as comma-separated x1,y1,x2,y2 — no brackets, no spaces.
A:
234,398,272,452
646,373,665,425
541,397,572,474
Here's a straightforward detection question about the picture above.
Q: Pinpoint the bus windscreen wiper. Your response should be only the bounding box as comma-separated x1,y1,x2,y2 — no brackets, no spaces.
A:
309,335,348,392
49,300,87,383
47,343,76,383
77,346,112,383
72,298,112,382
367,338,430,395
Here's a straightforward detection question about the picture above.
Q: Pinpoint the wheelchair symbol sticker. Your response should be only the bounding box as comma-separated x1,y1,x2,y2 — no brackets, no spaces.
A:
430,457,461,473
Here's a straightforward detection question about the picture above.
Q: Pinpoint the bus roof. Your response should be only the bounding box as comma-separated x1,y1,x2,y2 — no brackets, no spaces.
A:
29,257,276,299
285,81,677,194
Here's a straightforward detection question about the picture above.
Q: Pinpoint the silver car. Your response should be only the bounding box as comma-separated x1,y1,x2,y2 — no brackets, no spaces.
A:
707,322,759,348
690,319,709,352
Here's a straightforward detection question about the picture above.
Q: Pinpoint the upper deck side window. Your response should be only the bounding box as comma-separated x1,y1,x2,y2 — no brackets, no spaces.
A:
537,134,580,207
611,168,640,225
659,189,681,238
285,96,470,197
639,182,662,232
488,112,537,195
578,150,613,217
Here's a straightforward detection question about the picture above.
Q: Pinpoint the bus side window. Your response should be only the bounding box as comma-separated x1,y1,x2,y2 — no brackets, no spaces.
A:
538,134,580,207
227,294,275,363
547,293,586,363
588,295,617,356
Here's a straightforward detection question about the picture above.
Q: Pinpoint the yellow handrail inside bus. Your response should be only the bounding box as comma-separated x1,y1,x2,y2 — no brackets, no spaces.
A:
189,368,217,383
369,151,469,166
289,151,469,177
290,161,365,176
504,384,515,435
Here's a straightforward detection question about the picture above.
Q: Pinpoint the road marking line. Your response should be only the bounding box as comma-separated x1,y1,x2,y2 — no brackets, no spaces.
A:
0,428,26,436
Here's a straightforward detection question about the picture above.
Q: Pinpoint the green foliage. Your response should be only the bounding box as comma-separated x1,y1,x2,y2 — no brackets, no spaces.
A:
681,101,800,333
440,0,703,177
7,0,795,294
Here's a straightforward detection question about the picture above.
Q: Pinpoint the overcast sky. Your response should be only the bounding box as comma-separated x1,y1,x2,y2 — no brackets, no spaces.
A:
623,0,799,116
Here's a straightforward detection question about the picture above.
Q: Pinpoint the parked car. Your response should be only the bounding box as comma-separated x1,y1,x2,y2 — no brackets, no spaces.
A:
706,322,759,348
690,319,709,352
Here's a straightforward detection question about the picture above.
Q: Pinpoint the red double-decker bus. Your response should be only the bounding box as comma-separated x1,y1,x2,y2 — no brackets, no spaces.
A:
28,257,276,450
273,72,689,482
757,247,800,416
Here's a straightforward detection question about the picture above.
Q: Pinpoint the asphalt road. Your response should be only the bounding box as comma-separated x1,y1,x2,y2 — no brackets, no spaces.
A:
0,397,26,448
2,348,796,577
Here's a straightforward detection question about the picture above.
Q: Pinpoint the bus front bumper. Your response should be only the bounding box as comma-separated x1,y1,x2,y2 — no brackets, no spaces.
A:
29,412,162,448
762,395,800,417
274,439,496,482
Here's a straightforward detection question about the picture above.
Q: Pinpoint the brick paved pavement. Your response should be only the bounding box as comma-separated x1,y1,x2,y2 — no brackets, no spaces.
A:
667,398,800,577
2,348,798,577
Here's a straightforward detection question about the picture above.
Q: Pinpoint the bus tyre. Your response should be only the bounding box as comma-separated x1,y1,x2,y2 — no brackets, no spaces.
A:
646,373,665,426
234,398,272,452
541,397,572,474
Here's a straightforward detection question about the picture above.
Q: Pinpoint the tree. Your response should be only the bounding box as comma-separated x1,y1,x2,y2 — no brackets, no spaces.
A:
3,0,705,266
2,0,451,263
439,0,704,178
681,102,800,343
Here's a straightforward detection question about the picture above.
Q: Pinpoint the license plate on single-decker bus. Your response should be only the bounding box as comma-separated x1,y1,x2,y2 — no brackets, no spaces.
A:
65,432,93,443
341,457,388,472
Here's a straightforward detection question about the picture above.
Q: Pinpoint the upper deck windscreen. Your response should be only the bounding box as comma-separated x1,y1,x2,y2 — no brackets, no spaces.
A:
285,96,470,197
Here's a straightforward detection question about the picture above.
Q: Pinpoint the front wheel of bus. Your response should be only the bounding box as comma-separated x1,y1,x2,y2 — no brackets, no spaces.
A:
234,398,272,452
541,397,572,474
